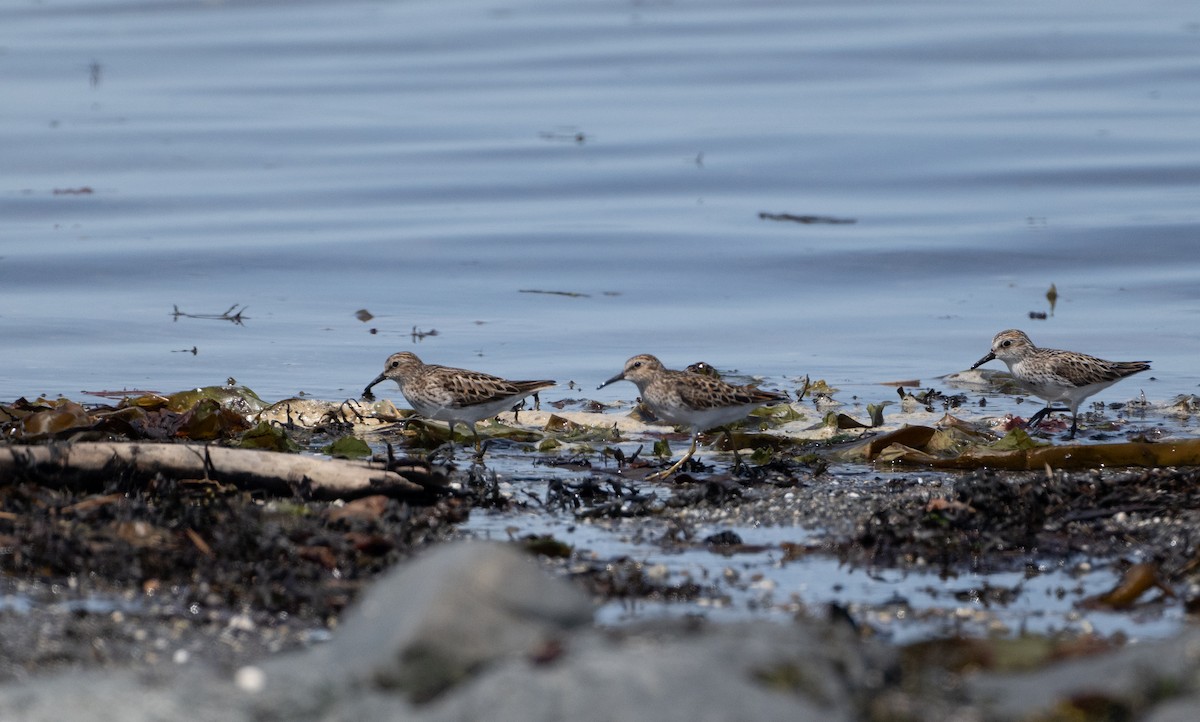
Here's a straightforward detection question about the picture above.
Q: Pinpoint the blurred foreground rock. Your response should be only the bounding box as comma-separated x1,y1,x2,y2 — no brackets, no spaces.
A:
2,541,1200,722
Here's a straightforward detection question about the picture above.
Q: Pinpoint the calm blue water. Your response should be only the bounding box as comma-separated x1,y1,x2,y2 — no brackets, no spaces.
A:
4,0,1199,405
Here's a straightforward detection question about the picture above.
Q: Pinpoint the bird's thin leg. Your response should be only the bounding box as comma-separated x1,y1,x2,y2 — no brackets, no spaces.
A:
725,428,745,474
443,421,458,459
1025,406,1052,428
470,424,488,462
1026,405,1076,434
647,432,699,481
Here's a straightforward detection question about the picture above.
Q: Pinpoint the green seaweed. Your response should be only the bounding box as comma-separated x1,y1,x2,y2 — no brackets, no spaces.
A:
238,421,301,452
164,385,268,414
988,427,1045,452
180,399,252,441
322,436,371,459
837,423,1200,470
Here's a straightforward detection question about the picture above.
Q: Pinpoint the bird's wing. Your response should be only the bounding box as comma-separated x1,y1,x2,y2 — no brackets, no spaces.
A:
438,369,553,408
674,375,785,410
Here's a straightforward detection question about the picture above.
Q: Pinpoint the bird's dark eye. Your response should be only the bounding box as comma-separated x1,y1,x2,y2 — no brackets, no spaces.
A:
632,361,642,369
390,361,399,368
1001,340,1012,348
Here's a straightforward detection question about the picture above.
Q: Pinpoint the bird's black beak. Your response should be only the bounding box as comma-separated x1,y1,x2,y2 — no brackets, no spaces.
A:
970,351,996,370
596,372,625,390
362,372,387,399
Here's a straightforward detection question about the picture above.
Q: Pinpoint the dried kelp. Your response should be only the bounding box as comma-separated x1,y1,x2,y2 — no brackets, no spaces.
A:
834,421,1200,470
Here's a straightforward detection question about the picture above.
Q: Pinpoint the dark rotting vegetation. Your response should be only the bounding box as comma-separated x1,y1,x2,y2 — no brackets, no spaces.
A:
845,467,1200,580
0,476,467,619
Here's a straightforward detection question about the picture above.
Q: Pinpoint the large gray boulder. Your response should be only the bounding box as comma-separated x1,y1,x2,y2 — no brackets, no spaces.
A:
244,541,883,721
250,540,595,713
320,540,595,699
422,619,875,722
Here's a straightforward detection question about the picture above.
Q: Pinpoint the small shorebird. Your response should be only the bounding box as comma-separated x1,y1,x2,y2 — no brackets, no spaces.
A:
971,329,1150,439
363,352,554,455
598,354,788,480
684,361,721,378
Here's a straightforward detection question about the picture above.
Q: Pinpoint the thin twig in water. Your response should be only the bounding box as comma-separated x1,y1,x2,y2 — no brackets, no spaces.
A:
519,289,590,298
758,212,857,224
172,304,249,325
538,129,587,144
82,389,163,399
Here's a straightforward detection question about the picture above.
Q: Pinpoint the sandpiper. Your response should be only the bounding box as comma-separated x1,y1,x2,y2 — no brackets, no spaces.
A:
598,354,788,480
971,329,1150,439
363,352,554,454
685,361,720,378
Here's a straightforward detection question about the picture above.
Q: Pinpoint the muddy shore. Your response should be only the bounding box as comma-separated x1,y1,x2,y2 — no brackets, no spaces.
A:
2,388,1199,718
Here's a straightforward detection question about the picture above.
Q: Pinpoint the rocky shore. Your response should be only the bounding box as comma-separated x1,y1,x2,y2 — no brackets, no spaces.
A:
4,542,1200,722
3,389,1200,720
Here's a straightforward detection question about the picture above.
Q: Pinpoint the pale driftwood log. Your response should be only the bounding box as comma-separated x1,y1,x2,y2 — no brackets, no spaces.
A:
0,442,439,499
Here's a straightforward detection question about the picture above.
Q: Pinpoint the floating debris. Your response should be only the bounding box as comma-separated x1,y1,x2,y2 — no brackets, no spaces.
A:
82,388,164,399
171,304,248,325
758,212,856,224
518,289,590,298
538,128,587,143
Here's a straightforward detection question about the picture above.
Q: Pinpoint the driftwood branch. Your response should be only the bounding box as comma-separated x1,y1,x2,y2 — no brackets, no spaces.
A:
0,442,440,500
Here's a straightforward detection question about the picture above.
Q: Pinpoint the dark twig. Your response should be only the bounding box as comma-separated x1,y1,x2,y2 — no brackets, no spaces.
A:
758,212,856,224
171,304,249,326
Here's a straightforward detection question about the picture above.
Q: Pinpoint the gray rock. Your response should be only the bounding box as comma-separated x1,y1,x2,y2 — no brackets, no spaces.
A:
423,620,878,722
1144,697,1200,722
256,541,594,709
0,542,888,722
965,630,1200,721
0,669,241,722
333,540,592,697
17,540,1200,722
242,543,887,721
